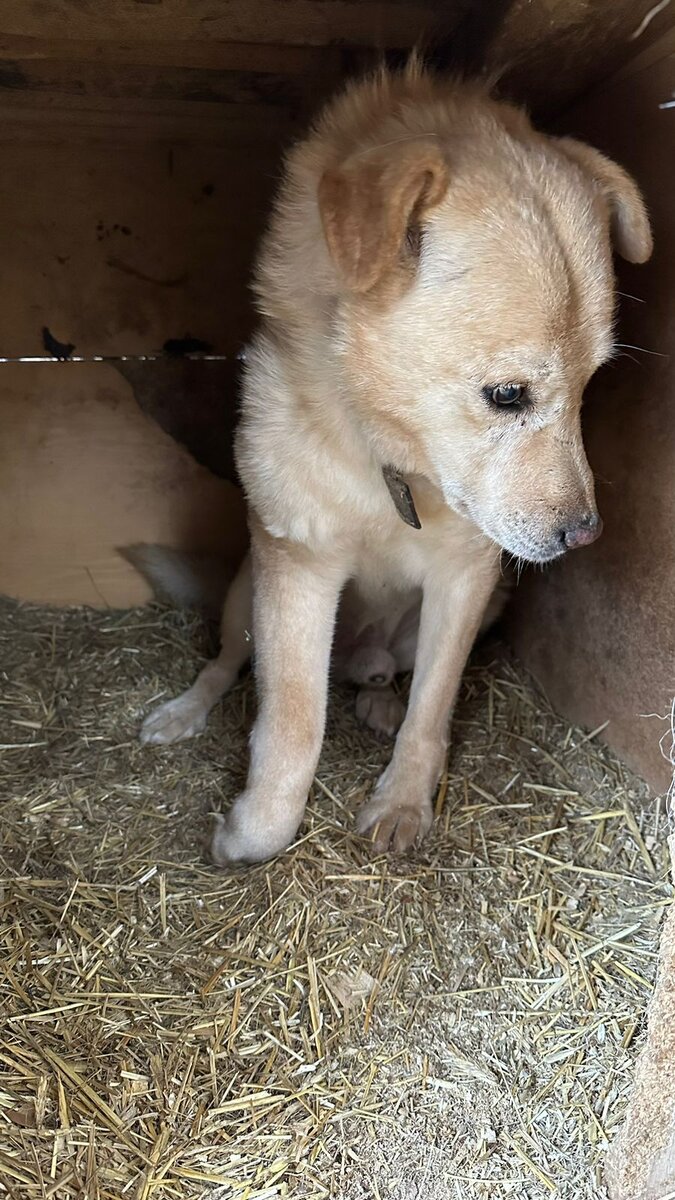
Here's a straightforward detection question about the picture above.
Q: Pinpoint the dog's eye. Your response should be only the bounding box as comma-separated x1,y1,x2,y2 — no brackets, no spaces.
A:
483,383,527,408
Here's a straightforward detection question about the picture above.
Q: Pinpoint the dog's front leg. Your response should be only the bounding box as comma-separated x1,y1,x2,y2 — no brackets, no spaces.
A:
211,526,345,865
357,556,499,853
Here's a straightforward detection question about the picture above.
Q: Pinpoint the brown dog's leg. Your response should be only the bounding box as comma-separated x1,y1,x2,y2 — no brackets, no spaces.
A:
140,556,253,744
211,529,345,865
357,561,498,852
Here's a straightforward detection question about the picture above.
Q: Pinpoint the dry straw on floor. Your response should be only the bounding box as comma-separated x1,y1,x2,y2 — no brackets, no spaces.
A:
0,597,671,1199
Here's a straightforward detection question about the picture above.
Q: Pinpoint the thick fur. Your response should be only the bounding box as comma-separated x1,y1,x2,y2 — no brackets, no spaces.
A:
140,63,651,864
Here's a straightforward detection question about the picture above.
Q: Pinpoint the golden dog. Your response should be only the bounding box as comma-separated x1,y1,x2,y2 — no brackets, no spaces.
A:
139,62,651,863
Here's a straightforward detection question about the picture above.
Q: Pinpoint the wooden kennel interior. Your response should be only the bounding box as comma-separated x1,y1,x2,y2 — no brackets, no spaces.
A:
2,0,672,790
0,4,674,1196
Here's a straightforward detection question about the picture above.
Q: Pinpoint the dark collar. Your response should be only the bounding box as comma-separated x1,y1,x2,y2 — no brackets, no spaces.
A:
382,465,421,530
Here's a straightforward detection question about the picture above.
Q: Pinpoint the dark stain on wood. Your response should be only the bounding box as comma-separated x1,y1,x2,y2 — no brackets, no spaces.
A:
0,62,29,90
114,358,240,484
163,335,214,357
106,256,188,288
0,59,329,109
42,326,75,360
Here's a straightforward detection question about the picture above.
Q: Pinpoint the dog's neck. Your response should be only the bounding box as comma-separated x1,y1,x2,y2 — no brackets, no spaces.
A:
274,323,424,530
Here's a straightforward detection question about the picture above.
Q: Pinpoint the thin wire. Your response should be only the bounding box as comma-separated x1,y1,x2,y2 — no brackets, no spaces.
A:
0,353,239,364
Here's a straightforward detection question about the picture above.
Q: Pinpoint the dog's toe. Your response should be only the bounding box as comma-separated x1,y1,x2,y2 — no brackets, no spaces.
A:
356,791,433,854
209,813,243,867
355,686,406,740
208,800,300,867
140,694,209,744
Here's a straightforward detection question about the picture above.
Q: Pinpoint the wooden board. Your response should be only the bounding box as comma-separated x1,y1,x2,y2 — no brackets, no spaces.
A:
0,127,279,358
2,0,673,119
1,1,438,50
0,33,346,74
0,90,300,141
0,58,331,109
0,364,247,606
0,116,256,605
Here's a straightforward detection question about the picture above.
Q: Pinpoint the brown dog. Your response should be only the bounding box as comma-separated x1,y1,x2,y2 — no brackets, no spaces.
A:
139,62,651,864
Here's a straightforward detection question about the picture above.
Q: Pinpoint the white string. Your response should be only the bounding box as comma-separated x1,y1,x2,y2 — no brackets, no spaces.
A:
630,0,673,40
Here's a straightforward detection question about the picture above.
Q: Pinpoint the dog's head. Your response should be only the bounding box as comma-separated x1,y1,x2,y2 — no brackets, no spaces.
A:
318,104,652,562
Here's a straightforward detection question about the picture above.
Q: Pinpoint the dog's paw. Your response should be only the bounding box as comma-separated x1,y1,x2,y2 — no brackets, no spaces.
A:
356,789,433,853
355,686,406,740
209,796,304,867
140,693,208,744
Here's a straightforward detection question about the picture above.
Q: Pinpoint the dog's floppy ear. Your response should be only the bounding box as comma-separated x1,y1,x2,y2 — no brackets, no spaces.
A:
318,139,449,293
556,137,652,264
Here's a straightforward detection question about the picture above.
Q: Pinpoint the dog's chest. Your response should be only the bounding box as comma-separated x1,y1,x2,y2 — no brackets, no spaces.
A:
353,503,477,597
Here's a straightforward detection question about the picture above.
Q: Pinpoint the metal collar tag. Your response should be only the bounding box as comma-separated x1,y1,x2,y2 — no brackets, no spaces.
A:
382,465,422,530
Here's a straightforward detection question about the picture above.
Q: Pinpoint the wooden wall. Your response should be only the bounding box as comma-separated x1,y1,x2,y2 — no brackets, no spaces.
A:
0,124,270,604
1,1,673,118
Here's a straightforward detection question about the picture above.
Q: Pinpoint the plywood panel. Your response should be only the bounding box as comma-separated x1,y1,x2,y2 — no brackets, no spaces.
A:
0,365,247,606
1,1,437,49
2,0,673,121
506,30,675,791
0,128,278,357
0,90,299,141
0,58,328,109
0,33,345,74
0,115,255,606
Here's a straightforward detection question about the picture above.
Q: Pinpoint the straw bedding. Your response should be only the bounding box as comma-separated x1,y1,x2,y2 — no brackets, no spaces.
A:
0,596,670,1199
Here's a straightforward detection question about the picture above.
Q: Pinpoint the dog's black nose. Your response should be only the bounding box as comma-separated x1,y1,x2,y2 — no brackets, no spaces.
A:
557,513,603,550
